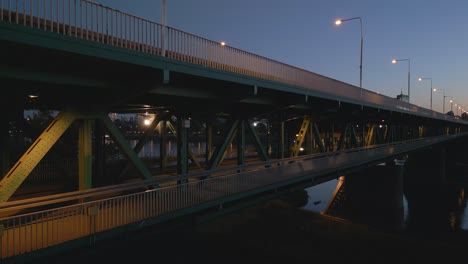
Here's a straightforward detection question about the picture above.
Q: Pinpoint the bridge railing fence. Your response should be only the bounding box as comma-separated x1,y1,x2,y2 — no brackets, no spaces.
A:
0,0,460,123
0,0,164,55
0,157,298,260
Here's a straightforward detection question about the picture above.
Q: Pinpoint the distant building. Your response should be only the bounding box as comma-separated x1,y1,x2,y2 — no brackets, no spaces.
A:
396,94,409,102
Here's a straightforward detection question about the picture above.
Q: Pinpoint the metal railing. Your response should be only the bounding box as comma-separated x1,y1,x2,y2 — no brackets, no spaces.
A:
0,0,163,55
0,0,464,124
0,152,313,259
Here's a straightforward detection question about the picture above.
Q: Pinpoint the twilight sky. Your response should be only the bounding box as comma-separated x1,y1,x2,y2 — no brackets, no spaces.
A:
93,0,468,114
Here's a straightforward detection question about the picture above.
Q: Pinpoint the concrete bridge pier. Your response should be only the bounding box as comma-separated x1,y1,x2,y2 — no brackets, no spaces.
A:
326,159,405,230
405,146,448,184
447,136,468,169
404,145,466,234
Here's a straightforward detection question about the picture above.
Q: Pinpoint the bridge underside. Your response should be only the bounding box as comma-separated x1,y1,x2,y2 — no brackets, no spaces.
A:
0,21,465,204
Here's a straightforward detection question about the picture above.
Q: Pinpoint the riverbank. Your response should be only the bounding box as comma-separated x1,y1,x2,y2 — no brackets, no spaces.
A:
28,198,468,264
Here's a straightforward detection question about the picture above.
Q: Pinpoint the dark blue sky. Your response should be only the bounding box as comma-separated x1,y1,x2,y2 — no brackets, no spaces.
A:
94,0,468,113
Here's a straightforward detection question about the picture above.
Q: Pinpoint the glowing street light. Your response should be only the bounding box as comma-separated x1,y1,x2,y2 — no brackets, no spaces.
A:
444,95,453,113
334,17,363,92
391,58,410,102
433,88,445,113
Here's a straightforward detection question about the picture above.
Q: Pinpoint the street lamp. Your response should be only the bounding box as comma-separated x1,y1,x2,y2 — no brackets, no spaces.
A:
418,77,432,110
444,95,453,113
433,88,445,113
391,58,410,102
449,99,454,112
335,17,363,92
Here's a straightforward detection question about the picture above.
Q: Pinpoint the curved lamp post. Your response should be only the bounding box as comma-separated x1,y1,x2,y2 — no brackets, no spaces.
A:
418,77,432,110
444,95,453,114
335,17,363,94
433,88,445,113
391,58,410,102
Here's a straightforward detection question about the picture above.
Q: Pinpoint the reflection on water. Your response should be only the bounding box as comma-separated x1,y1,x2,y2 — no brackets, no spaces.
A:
302,179,339,212
302,170,468,236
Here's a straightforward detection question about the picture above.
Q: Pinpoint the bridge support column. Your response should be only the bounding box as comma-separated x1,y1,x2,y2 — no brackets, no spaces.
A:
237,120,245,166
78,119,93,190
177,117,189,184
267,118,281,159
94,119,106,183
205,120,213,164
406,146,448,184
160,120,167,173
404,145,463,233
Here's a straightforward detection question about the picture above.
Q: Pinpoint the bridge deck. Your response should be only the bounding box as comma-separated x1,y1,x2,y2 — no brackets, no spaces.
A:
1,1,463,123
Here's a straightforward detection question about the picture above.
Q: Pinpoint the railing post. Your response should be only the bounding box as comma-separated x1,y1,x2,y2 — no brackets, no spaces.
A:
161,0,166,57
0,224,4,259
87,206,99,245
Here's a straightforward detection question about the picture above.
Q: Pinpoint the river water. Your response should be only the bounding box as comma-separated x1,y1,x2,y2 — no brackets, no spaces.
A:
302,166,468,236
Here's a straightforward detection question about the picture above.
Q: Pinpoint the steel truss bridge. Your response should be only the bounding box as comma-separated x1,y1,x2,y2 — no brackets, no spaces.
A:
0,0,467,261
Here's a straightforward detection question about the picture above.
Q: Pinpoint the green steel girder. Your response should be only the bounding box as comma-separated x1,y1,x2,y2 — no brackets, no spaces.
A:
384,125,397,143
100,114,154,183
350,124,358,147
78,119,93,190
166,121,202,170
118,115,162,179
246,120,269,161
337,124,348,151
312,123,326,153
337,123,358,150
205,123,213,163
328,124,336,152
209,120,239,170
237,120,246,166
0,112,78,203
